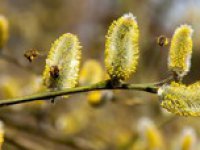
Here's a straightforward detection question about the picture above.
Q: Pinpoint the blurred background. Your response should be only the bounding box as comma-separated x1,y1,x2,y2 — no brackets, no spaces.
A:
0,0,200,149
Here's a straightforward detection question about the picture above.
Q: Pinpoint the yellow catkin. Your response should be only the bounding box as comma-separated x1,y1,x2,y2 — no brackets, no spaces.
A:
168,25,193,77
0,121,4,150
79,59,105,106
0,15,9,49
79,59,103,85
56,110,88,135
0,77,22,98
137,118,164,150
43,33,81,90
179,127,196,150
87,91,102,106
158,81,200,116
105,13,139,81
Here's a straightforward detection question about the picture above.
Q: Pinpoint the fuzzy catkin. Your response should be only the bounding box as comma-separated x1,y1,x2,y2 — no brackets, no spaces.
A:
79,59,103,85
0,121,4,149
138,118,164,149
43,33,81,90
105,13,139,81
0,15,9,49
79,59,105,106
158,82,200,116
168,25,193,77
179,128,196,150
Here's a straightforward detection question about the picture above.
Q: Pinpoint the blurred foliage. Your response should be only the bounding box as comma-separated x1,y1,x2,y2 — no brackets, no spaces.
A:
0,0,200,149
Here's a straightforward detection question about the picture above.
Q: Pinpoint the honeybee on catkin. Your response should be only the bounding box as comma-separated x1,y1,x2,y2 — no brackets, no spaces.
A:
43,33,81,90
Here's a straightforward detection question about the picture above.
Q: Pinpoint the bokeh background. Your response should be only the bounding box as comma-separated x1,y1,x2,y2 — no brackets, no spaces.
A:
0,0,200,149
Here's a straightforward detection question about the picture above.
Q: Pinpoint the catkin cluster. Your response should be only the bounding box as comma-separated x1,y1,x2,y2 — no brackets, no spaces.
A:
0,12,195,116
40,13,199,117
158,82,200,116
43,13,140,91
157,25,200,116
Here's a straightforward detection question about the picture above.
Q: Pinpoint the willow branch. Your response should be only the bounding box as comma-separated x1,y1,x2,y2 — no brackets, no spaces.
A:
0,80,158,108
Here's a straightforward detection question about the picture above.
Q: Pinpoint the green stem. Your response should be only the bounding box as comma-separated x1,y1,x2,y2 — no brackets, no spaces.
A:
0,80,158,107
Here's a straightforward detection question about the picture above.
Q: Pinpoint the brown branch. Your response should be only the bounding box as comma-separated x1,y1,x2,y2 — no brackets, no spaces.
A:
0,80,159,108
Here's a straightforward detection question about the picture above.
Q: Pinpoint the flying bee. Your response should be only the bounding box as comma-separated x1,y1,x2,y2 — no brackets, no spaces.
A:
157,35,169,47
50,65,60,79
24,49,41,62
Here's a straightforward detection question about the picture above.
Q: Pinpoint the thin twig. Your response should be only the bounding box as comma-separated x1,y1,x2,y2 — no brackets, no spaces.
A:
0,80,158,107
0,112,89,150
153,75,173,86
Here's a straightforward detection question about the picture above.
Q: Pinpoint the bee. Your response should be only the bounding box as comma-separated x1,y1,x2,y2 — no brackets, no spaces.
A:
24,49,40,62
157,35,169,47
50,65,60,79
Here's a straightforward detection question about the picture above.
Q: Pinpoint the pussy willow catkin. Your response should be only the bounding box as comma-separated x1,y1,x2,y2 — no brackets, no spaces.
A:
105,13,139,81
0,121,4,149
138,118,164,149
168,25,193,77
79,59,104,85
179,127,196,150
43,33,81,90
79,60,105,106
0,15,9,49
158,82,200,116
